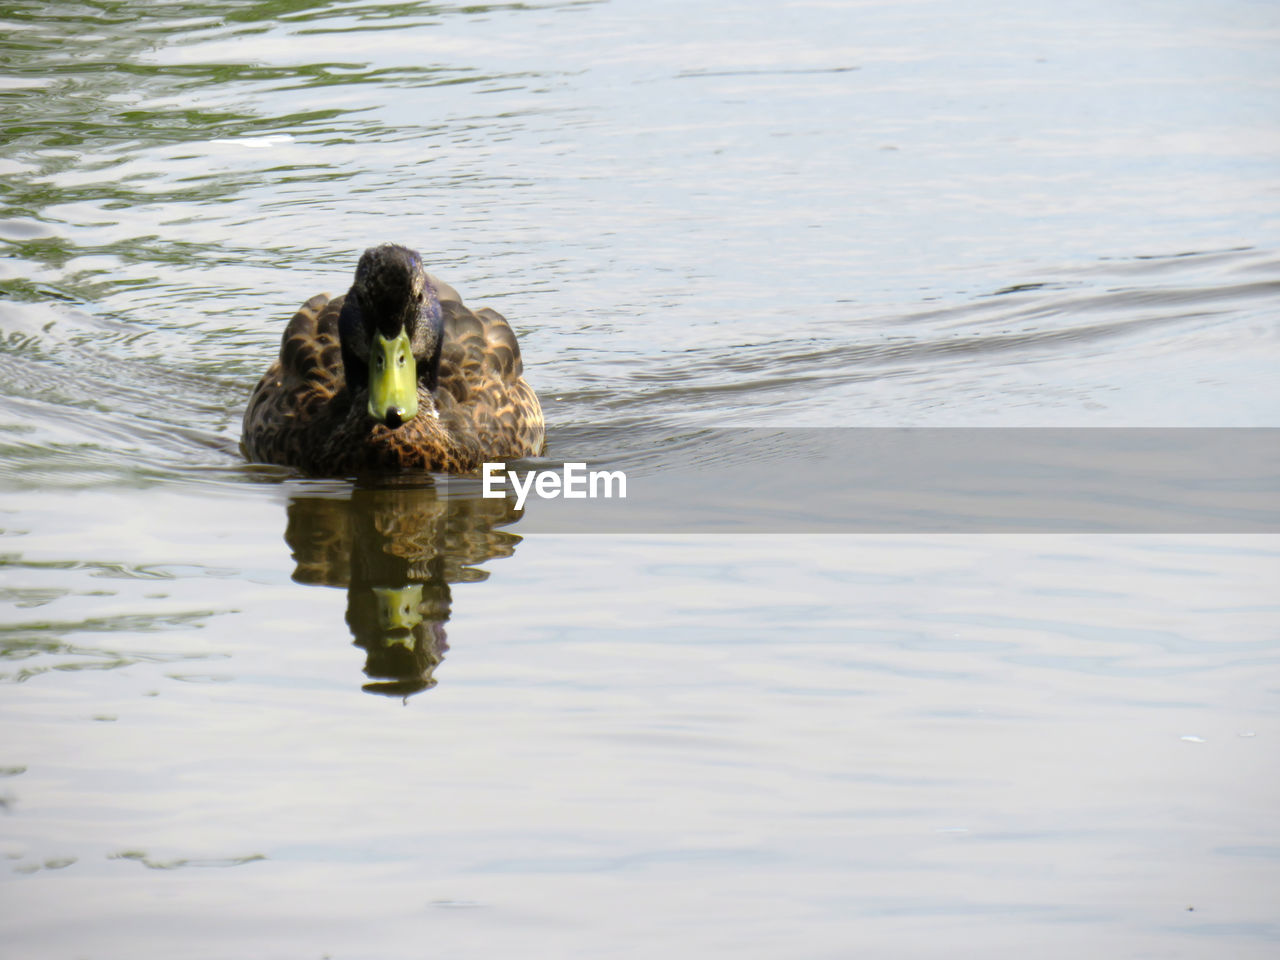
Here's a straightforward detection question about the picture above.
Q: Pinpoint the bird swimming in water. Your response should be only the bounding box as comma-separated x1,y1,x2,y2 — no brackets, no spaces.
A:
241,243,544,475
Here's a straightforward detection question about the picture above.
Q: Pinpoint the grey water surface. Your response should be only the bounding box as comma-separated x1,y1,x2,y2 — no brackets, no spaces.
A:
2,1,1279,957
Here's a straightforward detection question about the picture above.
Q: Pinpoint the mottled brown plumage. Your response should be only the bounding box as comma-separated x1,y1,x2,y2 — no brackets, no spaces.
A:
241,244,544,475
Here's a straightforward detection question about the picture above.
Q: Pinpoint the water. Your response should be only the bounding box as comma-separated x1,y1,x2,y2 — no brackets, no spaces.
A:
2,1,1279,956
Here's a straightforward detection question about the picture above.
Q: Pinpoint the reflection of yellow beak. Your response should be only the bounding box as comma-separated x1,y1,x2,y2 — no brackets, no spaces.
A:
367,329,418,427
373,584,425,636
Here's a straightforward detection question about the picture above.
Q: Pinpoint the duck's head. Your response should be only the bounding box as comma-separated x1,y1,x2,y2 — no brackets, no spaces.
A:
338,244,444,428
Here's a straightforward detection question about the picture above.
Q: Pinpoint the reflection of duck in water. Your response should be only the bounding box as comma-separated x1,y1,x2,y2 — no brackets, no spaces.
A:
286,481,523,697
242,243,544,474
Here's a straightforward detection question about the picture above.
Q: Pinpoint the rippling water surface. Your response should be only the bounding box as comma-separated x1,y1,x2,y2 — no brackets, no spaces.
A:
2,2,1278,957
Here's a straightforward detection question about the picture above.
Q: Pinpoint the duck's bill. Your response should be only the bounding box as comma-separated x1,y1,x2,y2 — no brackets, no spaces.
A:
367,329,419,427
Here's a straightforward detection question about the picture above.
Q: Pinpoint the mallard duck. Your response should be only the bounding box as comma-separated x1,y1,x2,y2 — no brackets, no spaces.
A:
241,244,544,474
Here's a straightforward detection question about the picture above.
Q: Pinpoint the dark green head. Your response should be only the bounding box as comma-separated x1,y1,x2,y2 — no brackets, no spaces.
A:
338,244,444,428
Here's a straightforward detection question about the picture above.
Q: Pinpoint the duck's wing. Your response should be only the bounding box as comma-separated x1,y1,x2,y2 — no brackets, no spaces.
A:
433,283,545,456
241,293,347,463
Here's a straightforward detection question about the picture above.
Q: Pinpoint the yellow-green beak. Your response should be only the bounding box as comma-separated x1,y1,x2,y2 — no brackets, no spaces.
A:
367,329,418,427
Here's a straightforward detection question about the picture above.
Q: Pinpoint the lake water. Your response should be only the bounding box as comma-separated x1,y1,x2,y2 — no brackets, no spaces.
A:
2,1,1278,957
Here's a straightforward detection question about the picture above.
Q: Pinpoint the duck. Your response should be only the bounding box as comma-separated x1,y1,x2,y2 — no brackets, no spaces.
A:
241,244,545,475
